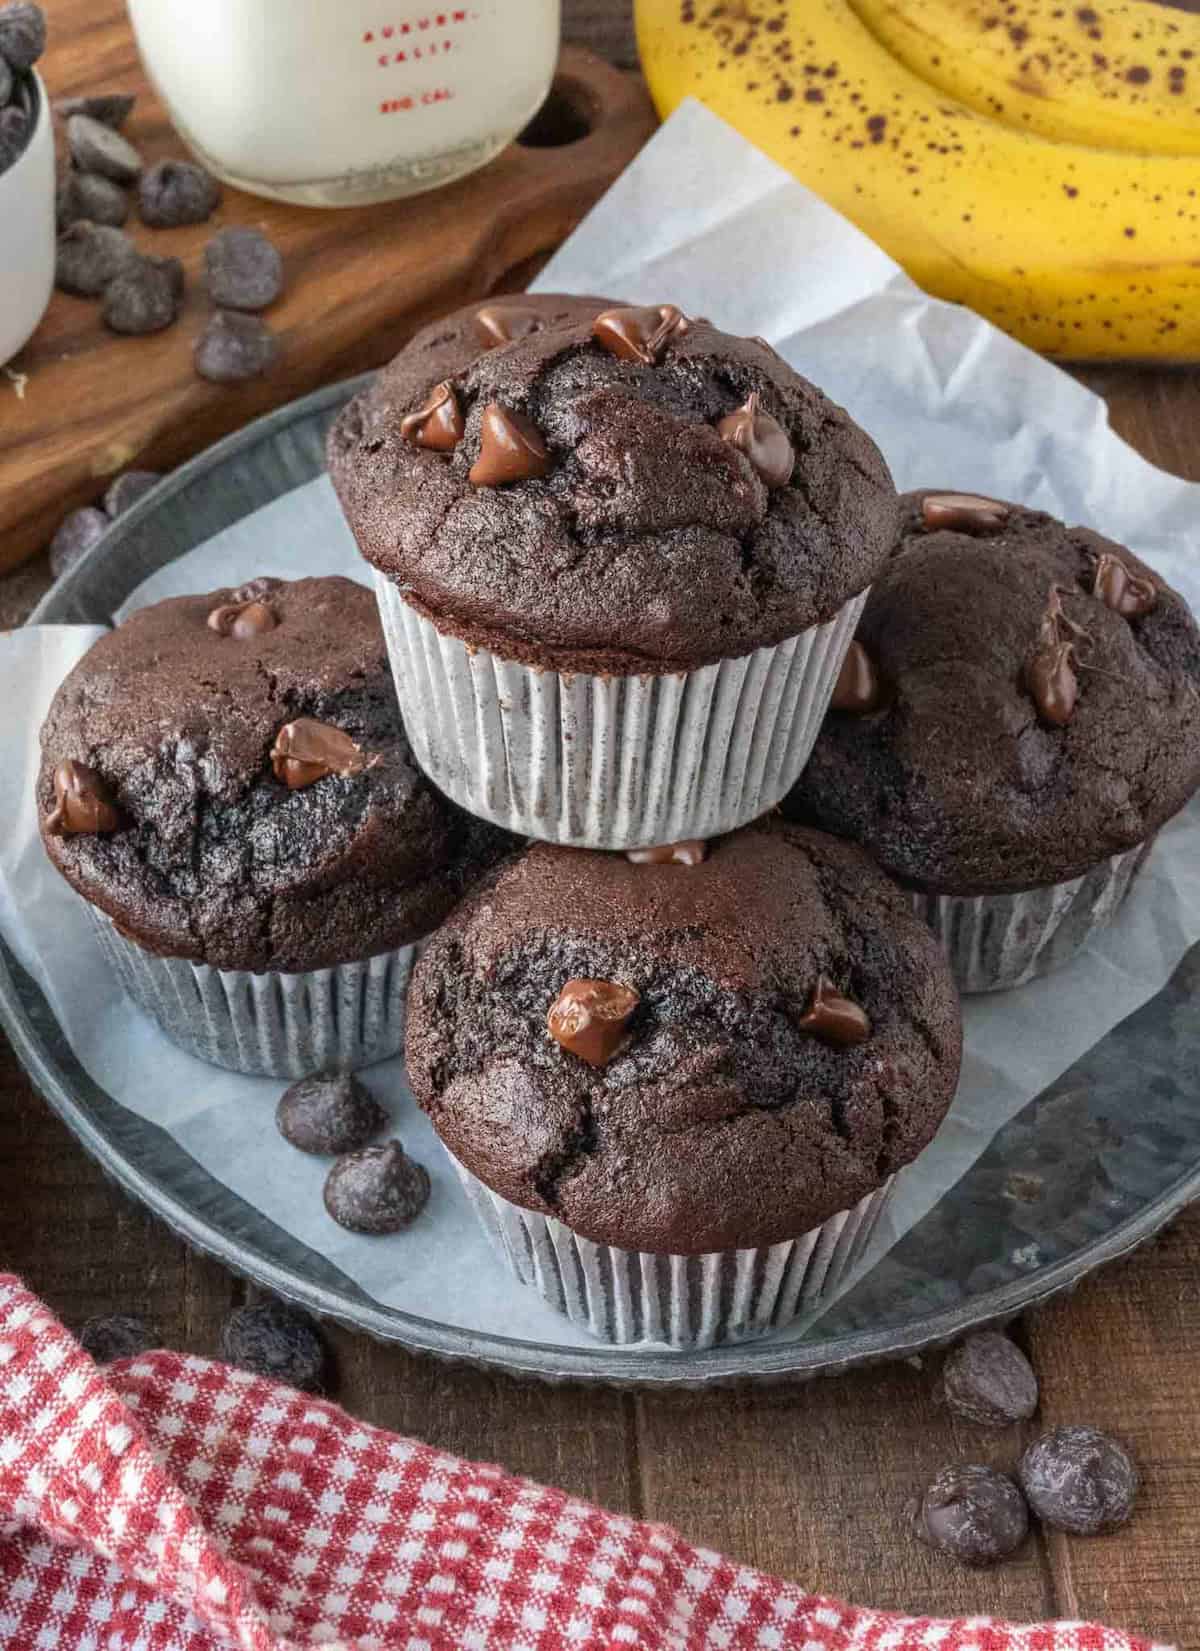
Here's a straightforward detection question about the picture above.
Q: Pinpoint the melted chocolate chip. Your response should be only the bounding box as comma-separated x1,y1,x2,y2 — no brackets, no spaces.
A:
716,392,794,488
591,304,689,366
45,760,124,836
796,975,871,1046
270,719,373,789
474,304,543,348
625,840,707,867
1092,551,1157,619
1025,640,1078,727
399,380,464,452
830,641,883,713
207,599,277,639
323,1141,431,1234
548,978,639,1067
468,403,550,486
921,492,1011,534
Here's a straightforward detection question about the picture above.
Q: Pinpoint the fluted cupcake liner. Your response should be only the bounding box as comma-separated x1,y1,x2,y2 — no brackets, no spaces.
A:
88,908,417,1078
374,574,868,850
909,838,1154,995
450,1154,895,1350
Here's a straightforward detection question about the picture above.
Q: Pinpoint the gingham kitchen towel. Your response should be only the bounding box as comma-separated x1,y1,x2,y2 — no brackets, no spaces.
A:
0,1276,1167,1651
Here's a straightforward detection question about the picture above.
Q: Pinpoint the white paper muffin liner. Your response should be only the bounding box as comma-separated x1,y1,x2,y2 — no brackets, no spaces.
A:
909,838,1153,995
87,908,417,1078
449,1154,895,1349
374,574,868,849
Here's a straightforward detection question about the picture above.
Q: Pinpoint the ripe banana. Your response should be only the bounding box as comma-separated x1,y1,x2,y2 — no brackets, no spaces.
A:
635,0,1200,359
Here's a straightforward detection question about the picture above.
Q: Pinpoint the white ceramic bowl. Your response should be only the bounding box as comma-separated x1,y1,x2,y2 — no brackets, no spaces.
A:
0,71,55,367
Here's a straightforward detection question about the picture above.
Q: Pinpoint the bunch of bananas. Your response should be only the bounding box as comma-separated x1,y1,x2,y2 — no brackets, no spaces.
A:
635,0,1200,359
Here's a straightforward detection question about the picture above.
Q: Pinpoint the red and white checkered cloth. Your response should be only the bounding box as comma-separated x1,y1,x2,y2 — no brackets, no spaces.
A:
0,1276,1169,1651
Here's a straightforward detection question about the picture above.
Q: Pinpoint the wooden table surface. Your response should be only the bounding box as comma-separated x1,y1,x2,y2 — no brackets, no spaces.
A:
5,4,1200,1645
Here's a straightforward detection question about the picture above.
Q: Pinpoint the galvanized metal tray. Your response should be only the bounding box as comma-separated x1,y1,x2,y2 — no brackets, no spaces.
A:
8,377,1200,1388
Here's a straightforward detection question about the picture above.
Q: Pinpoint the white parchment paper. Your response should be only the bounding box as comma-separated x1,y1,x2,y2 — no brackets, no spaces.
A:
2,101,1199,1351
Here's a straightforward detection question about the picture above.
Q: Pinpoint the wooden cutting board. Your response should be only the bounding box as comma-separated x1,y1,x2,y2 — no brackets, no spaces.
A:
0,3,656,572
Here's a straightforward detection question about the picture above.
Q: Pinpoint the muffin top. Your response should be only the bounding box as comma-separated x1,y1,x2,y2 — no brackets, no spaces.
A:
328,306,897,675
38,576,512,972
405,821,962,1254
785,491,1200,894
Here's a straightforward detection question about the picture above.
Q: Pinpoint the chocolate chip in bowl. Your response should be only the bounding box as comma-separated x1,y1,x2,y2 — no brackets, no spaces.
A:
276,1072,388,1157
323,1141,431,1235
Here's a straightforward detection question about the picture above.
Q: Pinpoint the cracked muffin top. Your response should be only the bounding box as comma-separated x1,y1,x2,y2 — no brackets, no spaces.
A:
37,576,514,973
404,820,962,1253
327,307,898,675
784,490,1200,895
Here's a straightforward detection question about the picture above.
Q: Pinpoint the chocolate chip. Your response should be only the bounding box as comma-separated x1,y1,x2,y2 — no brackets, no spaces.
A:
1025,640,1078,727
626,839,707,866
44,759,124,836
796,975,870,1046
475,303,543,347
592,303,689,366
55,223,140,297
231,576,280,604
56,170,130,229
323,1141,431,1234
830,640,883,713
468,403,550,486
139,157,220,226
400,380,463,451
56,93,136,129
48,506,108,577
67,113,142,184
79,1313,156,1365
207,598,277,639
548,978,639,1067
1019,1425,1138,1535
920,492,1011,534
1092,551,1157,618
716,392,794,488
0,3,46,72
203,226,284,311
271,718,373,789
220,1300,326,1391
276,1073,388,1156
939,1332,1039,1428
194,310,279,383
913,1464,1029,1566
103,469,159,517
102,254,184,335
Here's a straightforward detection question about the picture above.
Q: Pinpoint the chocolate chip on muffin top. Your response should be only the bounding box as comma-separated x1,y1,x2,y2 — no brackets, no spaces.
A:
785,491,1200,895
329,311,898,675
38,575,512,972
404,820,962,1254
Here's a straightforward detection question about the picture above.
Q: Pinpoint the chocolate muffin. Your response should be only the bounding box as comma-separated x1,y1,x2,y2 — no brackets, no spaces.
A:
38,576,513,1074
329,305,898,849
406,821,961,1345
785,490,1200,990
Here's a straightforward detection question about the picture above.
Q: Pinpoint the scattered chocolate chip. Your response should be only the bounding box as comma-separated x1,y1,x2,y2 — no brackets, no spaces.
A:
939,1332,1039,1428
796,974,871,1046
276,1072,388,1156
103,469,159,517
1019,1425,1138,1535
475,303,543,347
913,1464,1029,1566
324,1141,431,1234
220,1300,326,1391
271,718,373,789
921,492,1010,534
55,222,140,297
56,92,136,129
1025,640,1078,727
102,253,184,335
548,978,639,1067
48,506,108,577
468,403,550,486
0,2,46,72
194,310,279,383
203,226,284,311
45,759,124,836
56,169,130,228
207,598,277,639
830,641,883,713
626,839,707,866
79,1313,156,1365
592,303,689,366
400,380,463,452
66,112,141,184
1092,551,1157,618
716,392,794,488
139,156,220,227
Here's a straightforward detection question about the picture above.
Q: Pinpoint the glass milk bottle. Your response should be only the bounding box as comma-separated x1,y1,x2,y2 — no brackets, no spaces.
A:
126,0,562,206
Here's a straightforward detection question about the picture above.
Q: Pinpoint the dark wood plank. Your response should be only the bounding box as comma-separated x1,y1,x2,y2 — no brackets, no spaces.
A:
564,0,639,66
